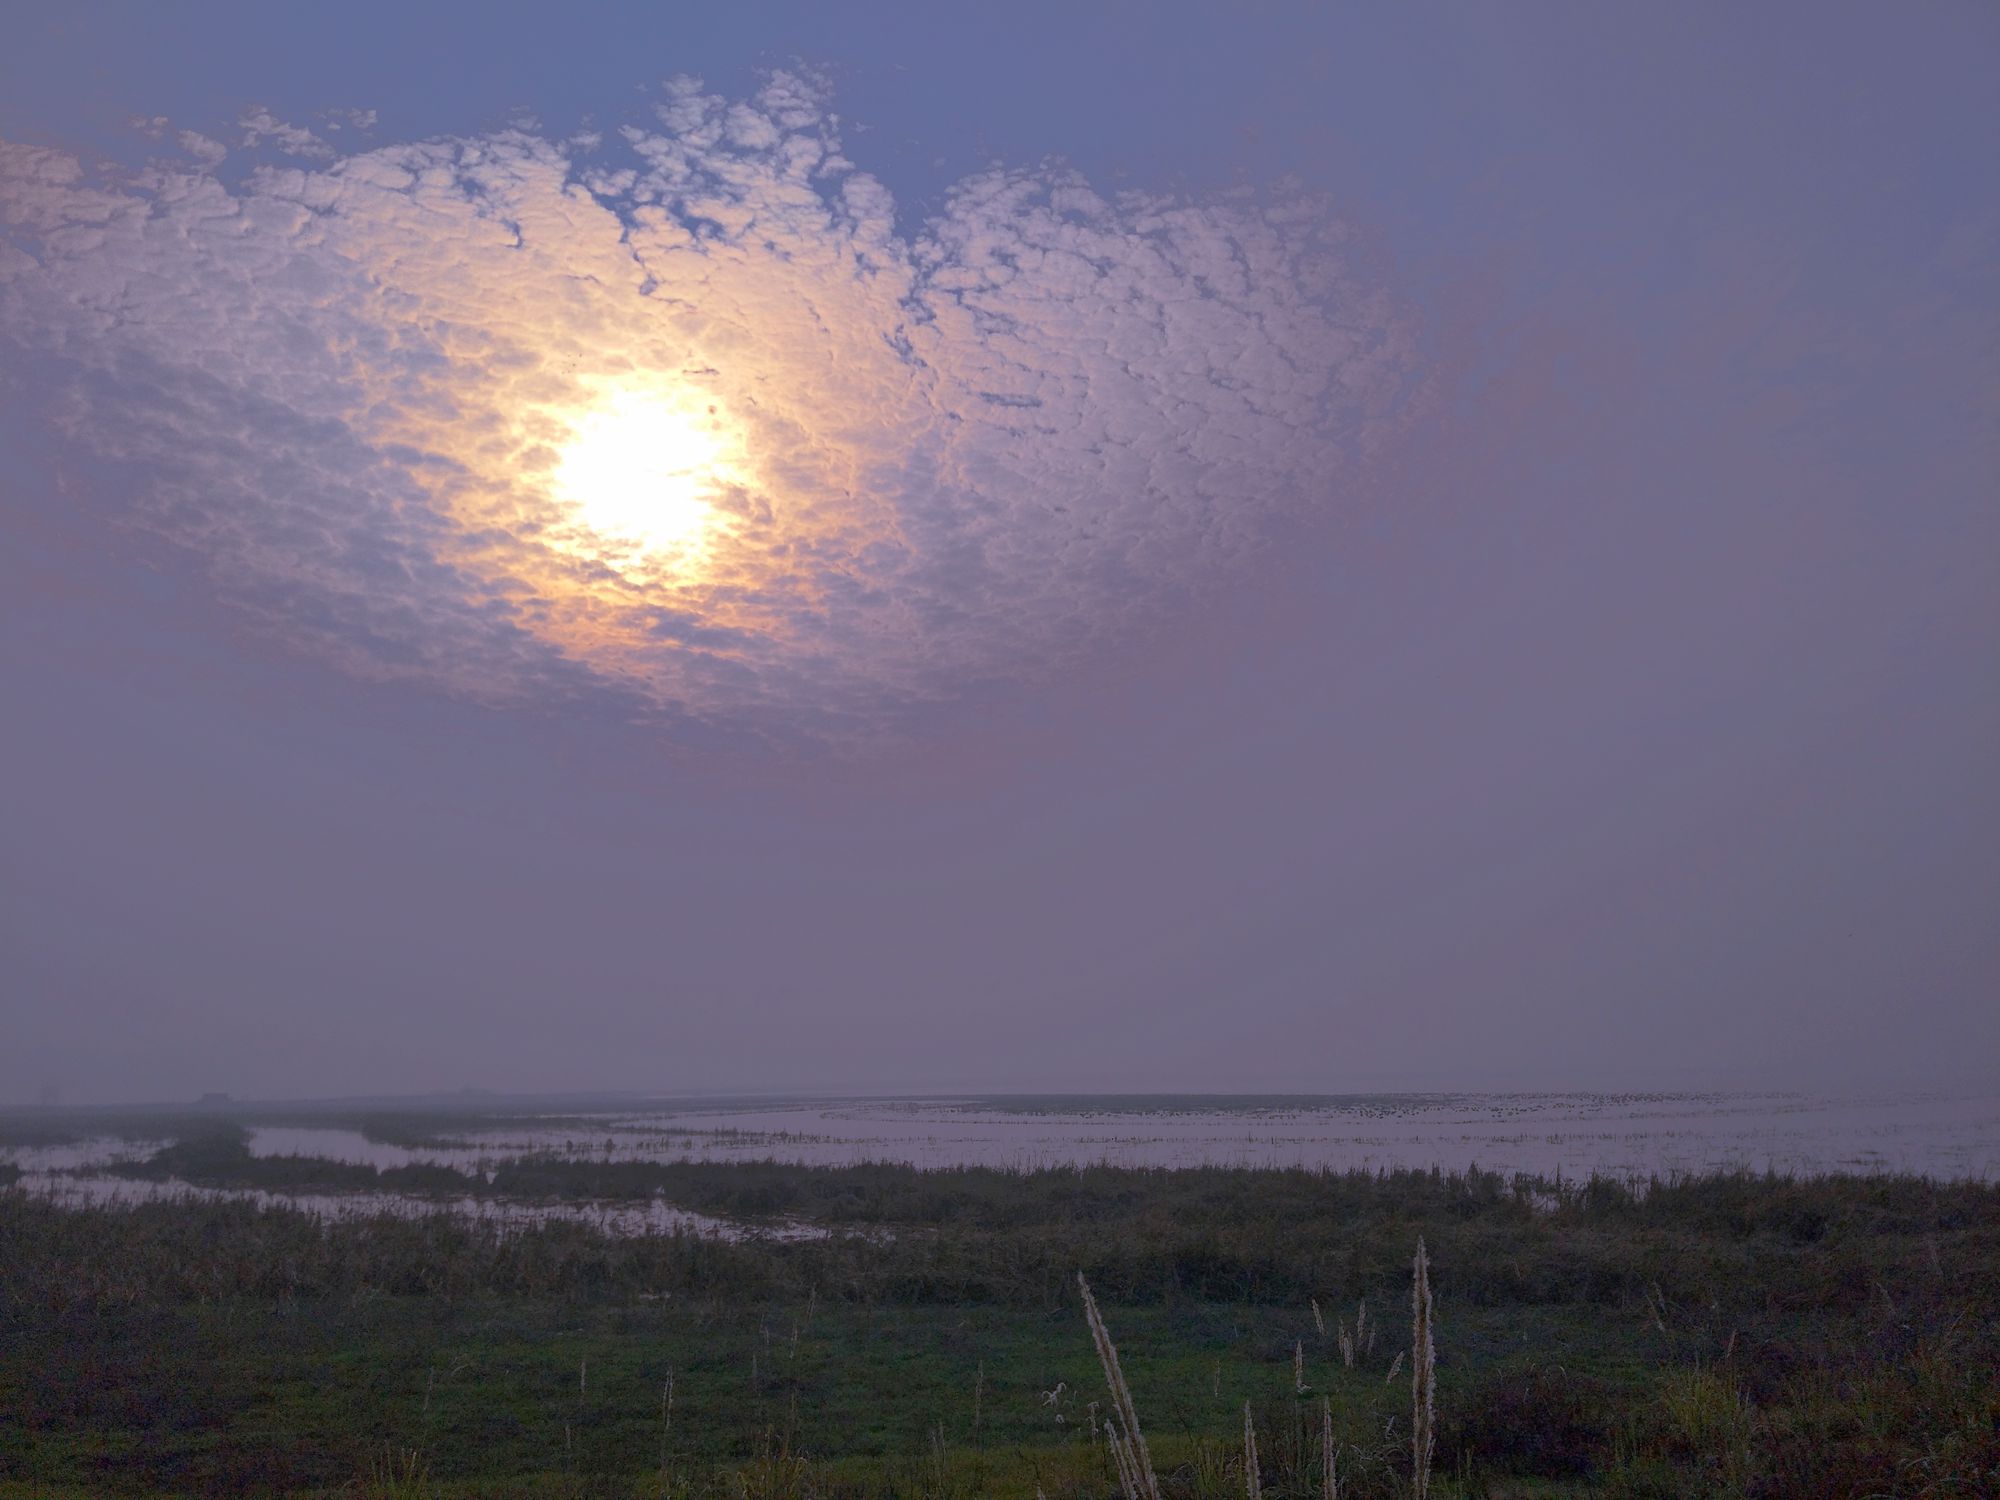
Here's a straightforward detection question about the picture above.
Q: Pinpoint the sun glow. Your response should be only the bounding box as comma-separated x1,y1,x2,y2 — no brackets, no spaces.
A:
551,387,736,559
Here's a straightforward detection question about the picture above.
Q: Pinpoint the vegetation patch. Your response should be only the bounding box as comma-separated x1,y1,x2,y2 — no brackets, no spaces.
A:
2,1116,1996,1496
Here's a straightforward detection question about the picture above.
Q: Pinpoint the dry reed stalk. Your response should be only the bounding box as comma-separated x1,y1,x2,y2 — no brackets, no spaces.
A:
1120,1424,1152,1500
1294,1339,1306,1393
1321,1396,1339,1500
1312,1298,1326,1337
1079,1272,1162,1500
1356,1300,1368,1351
1385,1351,1404,1384
1338,1323,1354,1368
1106,1413,1141,1500
1411,1237,1436,1500
1242,1400,1262,1500
658,1371,674,1480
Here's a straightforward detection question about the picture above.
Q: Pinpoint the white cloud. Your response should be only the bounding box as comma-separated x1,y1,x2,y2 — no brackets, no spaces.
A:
176,131,228,168
238,107,332,158
0,76,1421,748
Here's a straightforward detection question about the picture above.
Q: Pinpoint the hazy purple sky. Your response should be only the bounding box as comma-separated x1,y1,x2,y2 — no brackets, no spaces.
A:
3,5,1995,1103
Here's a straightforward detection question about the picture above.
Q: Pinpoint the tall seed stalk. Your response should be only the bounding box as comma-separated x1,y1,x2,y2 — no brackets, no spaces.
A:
1321,1395,1339,1500
658,1370,674,1485
1106,1412,1141,1500
1411,1237,1436,1500
1242,1400,1262,1500
1079,1272,1161,1500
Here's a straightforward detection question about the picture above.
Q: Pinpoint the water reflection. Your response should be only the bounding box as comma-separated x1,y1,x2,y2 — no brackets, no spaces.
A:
14,1170,828,1242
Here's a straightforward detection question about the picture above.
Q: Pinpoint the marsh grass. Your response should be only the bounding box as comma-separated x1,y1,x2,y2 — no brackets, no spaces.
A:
364,1443,432,1499
3,1143,1998,1497
1660,1366,1752,1493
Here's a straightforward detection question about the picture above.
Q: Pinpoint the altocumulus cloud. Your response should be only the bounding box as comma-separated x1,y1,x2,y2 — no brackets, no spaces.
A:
0,75,1421,748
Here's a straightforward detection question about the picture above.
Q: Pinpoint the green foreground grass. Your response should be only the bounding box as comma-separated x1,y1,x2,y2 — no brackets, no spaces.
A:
1,1133,1996,1497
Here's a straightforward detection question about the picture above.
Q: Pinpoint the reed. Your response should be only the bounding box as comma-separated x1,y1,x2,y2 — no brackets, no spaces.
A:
1320,1395,1339,1500
1078,1271,1161,1500
1241,1399,1261,1500
658,1370,674,1482
1411,1237,1436,1500
1106,1412,1141,1500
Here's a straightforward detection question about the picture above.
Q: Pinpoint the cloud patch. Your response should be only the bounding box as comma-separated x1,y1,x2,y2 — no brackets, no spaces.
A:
1,75,1419,748
237,107,332,158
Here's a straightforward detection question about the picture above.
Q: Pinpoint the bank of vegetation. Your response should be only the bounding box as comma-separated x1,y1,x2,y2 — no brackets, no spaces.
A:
0,1119,1994,1497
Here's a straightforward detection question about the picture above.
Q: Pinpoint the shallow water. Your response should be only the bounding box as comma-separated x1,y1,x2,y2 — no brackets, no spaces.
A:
13,1170,828,1241
8,1090,1992,1238
0,1137,170,1173
17,1090,1996,1180
569,1089,2000,1179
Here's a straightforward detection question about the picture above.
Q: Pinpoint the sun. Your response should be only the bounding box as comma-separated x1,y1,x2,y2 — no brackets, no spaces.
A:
550,387,733,557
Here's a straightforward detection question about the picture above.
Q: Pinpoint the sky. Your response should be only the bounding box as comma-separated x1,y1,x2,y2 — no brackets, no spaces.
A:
2,3,1995,1104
